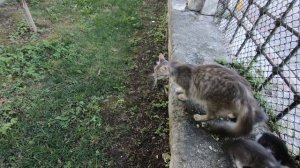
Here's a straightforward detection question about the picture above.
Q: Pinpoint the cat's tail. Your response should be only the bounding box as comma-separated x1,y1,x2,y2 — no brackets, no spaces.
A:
254,106,268,123
211,88,258,137
211,101,254,137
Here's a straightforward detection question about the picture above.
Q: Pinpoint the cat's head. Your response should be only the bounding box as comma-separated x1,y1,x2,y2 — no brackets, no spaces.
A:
152,53,170,86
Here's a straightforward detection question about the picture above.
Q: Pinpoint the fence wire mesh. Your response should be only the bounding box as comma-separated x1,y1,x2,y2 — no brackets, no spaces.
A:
214,0,300,157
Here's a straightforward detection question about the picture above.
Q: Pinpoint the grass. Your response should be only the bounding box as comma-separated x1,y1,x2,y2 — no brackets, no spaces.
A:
0,0,160,167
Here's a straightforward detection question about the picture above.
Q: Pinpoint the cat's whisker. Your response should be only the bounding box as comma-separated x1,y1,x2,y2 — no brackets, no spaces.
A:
148,73,155,77
147,73,158,88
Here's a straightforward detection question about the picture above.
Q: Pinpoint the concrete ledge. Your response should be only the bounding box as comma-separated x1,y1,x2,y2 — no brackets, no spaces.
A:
202,0,219,15
168,0,230,167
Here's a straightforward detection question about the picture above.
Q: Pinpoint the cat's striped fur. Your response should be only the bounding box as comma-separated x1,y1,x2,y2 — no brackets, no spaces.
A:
153,53,267,137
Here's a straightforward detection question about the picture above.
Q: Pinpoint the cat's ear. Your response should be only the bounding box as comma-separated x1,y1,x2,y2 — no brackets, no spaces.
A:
159,53,166,63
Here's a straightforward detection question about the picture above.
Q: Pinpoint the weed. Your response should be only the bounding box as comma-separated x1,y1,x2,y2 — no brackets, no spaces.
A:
0,118,17,135
152,100,168,109
162,152,171,167
0,39,75,79
154,122,169,138
9,20,31,41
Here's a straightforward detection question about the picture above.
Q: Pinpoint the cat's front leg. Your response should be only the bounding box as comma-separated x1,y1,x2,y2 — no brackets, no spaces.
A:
175,87,188,101
175,87,184,94
193,114,215,121
177,93,188,101
227,113,235,119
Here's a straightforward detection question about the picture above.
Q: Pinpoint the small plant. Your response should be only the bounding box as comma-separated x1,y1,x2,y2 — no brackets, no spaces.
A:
0,118,18,135
45,6,59,21
48,97,102,129
162,152,171,167
152,100,168,109
0,39,75,79
9,20,31,41
8,19,41,43
154,122,169,138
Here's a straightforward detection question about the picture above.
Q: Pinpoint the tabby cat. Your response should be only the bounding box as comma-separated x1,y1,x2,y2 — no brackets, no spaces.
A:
153,53,267,137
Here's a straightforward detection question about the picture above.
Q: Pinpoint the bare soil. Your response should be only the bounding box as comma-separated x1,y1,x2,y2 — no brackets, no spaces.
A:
0,3,51,45
101,0,170,167
0,4,22,44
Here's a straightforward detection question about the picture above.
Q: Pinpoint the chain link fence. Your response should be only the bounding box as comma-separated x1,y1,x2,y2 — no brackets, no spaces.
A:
214,0,300,157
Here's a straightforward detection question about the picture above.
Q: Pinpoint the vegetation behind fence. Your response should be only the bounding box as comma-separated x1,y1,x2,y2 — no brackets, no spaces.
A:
214,0,300,156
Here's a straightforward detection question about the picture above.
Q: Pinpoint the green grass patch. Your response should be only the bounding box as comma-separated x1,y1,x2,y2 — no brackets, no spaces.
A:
0,0,143,167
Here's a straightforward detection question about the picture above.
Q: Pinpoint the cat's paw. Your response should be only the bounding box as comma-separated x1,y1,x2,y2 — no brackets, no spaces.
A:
177,93,188,101
227,113,235,119
193,114,207,121
175,87,184,94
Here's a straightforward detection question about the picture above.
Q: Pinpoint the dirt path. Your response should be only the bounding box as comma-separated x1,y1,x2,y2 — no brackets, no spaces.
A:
101,0,169,167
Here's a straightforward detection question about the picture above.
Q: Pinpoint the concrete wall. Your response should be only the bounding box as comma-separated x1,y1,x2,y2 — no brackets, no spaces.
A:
186,0,219,15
